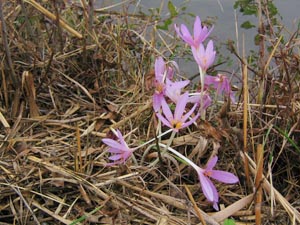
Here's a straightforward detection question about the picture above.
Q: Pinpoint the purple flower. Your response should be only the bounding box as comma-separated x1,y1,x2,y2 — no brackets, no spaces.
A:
205,74,235,102
156,92,199,132
102,130,134,165
165,78,190,103
195,156,239,210
174,16,213,49
192,40,216,72
188,91,212,110
153,57,178,112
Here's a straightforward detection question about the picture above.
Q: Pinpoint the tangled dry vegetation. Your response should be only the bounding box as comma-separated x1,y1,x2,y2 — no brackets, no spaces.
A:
0,1,300,224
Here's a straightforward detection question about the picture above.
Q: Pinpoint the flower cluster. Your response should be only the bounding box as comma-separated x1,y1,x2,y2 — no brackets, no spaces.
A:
175,16,235,103
102,15,239,210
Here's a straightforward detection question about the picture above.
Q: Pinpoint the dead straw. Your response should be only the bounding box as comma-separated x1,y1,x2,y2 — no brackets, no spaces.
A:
242,59,250,187
23,0,82,39
184,184,207,225
255,144,264,225
241,151,300,223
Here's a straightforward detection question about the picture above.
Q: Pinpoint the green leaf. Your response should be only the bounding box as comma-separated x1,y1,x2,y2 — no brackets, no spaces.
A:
157,18,172,30
70,205,103,225
168,1,178,17
274,126,300,154
241,21,255,29
224,218,236,225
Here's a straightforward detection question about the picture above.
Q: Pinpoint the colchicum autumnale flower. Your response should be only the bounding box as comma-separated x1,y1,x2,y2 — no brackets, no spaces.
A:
188,91,212,110
192,40,216,73
102,129,134,165
195,156,239,210
153,57,177,112
205,74,236,103
174,16,213,49
165,78,190,104
158,143,239,210
156,92,199,132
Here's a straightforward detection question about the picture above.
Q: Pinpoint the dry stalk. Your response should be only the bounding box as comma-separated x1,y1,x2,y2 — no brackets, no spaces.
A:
255,144,264,225
243,59,250,187
241,151,300,223
117,180,219,225
76,124,82,173
104,101,152,131
184,184,207,225
0,0,18,87
0,111,10,128
22,71,40,117
212,194,254,222
23,0,82,38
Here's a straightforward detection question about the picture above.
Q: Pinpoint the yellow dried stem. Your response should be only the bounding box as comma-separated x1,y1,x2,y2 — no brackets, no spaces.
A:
184,184,207,225
22,71,40,117
243,60,250,187
255,144,264,225
76,124,82,173
0,111,10,128
241,151,300,223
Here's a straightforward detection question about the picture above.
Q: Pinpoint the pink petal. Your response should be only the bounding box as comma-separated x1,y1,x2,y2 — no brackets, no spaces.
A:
206,40,214,53
204,25,214,40
204,75,218,87
181,112,199,129
174,92,189,120
155,57,165,80
116,130,127,147
107,147,124,153
156,113,172,129
198,171,214,202
181,102,198,123
180,24,194,46
206,177,219,203
191,46,201,66
102,138,124,150
193,16,201,46
161,97,173,121
206,156,218,170
153,93,163,112
213,202,219,211
210,170,239,184
165,79,189,103
108,154,122,161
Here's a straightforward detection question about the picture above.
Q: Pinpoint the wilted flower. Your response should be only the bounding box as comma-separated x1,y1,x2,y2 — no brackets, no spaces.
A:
195,156,239,210
192,40,216,73
165,78,190,104
205,74,235,102
102,130,134,165
174,16,213,49
156,92,199,132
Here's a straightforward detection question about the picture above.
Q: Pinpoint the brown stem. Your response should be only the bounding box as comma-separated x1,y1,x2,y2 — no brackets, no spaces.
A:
0,0,19,87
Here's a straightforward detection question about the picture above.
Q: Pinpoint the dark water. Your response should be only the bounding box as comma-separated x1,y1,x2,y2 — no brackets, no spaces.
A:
94,0,300,76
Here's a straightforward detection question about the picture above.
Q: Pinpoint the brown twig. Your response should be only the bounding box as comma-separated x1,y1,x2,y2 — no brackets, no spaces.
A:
184,184,207,225
0,0,19,87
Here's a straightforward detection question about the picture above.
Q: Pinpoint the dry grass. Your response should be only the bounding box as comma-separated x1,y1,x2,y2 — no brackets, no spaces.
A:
0,1,300,224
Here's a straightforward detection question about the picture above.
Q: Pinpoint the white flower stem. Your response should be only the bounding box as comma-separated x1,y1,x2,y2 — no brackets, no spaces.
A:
164,130,176,152
135,129,173,150
158,143,202,172
199,66,206,120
